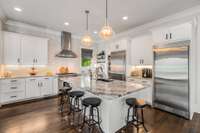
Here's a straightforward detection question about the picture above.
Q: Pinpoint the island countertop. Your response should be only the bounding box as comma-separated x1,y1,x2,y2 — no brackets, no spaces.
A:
60,75,152,100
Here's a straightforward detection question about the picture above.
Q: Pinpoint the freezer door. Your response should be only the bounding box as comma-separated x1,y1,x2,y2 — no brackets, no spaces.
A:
153,44,189,119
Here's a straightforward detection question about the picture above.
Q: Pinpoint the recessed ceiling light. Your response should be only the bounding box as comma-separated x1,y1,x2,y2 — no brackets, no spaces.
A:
94,31,98,34
64,22,69,26
122,16,128,20
14,7,22,12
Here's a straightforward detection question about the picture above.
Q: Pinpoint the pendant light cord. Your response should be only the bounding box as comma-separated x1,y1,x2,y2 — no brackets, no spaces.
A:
106,0,108,25
85,10,89,31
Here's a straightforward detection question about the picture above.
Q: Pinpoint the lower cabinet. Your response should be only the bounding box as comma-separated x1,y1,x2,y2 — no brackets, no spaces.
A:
26,78,41,98
0,76,58,105
40,77,53,96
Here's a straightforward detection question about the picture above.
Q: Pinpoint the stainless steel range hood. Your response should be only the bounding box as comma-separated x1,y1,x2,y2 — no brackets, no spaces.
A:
56,31,77,58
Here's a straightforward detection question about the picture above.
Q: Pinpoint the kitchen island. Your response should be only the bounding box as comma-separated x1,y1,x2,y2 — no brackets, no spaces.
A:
60,75,152,133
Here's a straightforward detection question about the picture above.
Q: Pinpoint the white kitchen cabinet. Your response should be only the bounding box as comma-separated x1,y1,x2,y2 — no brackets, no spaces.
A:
0,78,26,103
130,34,153,65
21,35,48,65
40,77,53,96
3,31,48,65
3,32,22,65
152,23,192,44
26,78,41,98
109,39,128,53
52,77,58,94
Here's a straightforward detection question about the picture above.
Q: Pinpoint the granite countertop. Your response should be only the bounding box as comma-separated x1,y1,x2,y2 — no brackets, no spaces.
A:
0,75,57,80
60,75,152,100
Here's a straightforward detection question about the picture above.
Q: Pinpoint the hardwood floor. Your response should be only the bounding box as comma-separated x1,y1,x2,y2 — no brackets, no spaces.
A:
0,98,200,133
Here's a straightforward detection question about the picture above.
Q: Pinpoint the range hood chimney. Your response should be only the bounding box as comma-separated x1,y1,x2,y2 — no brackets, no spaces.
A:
56,31,77,58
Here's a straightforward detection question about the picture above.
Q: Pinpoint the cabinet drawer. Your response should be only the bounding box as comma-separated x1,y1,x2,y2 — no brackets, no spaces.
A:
1,91,25,103
1,84,25,93
0,78,25,85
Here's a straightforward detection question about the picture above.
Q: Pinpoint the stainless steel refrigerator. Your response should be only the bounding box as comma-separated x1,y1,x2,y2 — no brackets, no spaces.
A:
153,41,190,119
108,50,126,80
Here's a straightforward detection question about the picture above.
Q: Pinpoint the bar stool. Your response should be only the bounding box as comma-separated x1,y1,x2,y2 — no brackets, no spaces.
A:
125,98,148,133
80,97,103,133
59,81,72,113
68,91,85,126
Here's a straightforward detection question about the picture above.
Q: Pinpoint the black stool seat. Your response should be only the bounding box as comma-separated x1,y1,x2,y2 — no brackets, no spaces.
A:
69,91,84,98
82,97,101,107
126,98,137,107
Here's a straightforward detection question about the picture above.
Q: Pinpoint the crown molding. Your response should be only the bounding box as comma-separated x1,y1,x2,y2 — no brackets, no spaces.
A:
5,20,82,39
98,5,200,44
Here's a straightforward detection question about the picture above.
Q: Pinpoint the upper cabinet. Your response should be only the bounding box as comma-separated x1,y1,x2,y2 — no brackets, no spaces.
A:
109,39,128,53
3,32,21,65
3,31,48,65
130,34,153,65
151,23,192,44
21,35,48,65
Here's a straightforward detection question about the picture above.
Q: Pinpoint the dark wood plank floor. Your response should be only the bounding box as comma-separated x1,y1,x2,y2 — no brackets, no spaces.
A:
0,98,200,133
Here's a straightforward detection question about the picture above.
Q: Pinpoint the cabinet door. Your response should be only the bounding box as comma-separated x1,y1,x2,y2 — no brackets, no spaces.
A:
52,77,58,95
3,32,21,65
169,23,192,42
34,38,48,65
40,77,53,96
131,35,153,65
26,78,40,98
152,28,169,44
21,35,36,65
21,35,48,65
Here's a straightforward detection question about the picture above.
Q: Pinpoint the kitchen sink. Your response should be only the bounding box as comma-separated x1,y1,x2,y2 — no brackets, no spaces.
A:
97,78,113,82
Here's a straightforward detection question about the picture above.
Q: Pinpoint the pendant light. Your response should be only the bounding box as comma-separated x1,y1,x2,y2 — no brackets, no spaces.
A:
99,0,114,40
81,10,93,46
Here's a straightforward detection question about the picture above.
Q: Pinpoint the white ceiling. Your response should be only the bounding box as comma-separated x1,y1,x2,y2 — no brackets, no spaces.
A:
0,0,200,38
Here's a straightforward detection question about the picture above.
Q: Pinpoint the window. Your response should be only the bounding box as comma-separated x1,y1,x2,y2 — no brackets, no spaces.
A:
81,48,93,67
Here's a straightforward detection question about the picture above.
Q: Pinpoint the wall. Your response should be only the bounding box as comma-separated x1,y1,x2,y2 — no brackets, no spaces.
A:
1,20,97,74
0,19,3,76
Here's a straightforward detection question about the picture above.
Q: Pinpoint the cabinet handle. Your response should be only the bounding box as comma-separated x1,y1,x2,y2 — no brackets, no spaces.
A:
10,87,17,89
17,58,20,63
169,33,172,39
10,80,17,82
10,96,17,98
165,34,169,40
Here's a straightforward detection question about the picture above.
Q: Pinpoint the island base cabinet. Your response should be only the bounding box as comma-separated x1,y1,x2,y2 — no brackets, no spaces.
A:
80,88,152,133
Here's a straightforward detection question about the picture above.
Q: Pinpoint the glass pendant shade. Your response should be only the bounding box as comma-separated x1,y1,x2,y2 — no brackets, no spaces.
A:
81,10,93,46
81,33,93,47
99,23,114,40
99,0,114,40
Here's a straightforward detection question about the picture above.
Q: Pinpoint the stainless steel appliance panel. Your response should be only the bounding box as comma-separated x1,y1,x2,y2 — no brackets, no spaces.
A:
153,41,190,119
